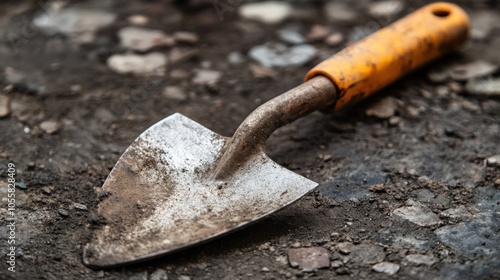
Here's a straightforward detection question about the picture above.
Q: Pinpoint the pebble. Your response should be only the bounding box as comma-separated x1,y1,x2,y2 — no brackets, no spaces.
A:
118,27,174,52
149,269,168,280
392,201,441,226
325,32,344,46
486,155,500,167
330,260,343,268
0,95,10,118
325,2,357,22
350,244,385,265
448,61,498,81
337,242,354,254
288,247,330,271
365,97,398,119
192,69,221,86
127,15,149,26
465,78,500,96
33,8,116,43
249,43,317,67
15,182,27,190
163,86,187,101
367,1,403,18
249,64,277,79
58,208,70,218
277,29,305,45
73,203,88,211
228,51,245,65
307,25,330,42
40,120,61,134
372,262,400,275
239,1,292,24
403,254,437,266
107,52,167,75
173,31,199,44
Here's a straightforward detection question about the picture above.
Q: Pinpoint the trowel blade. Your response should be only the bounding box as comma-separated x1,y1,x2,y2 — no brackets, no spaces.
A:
83,113,317,267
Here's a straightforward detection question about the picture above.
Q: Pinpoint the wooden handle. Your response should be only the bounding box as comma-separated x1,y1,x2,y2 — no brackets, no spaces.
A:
305,2,470,111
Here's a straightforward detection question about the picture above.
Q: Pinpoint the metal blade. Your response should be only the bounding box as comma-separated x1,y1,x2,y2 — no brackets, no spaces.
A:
83,113,317,267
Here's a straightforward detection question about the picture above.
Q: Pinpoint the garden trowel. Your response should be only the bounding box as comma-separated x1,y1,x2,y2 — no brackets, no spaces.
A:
84,3,469,268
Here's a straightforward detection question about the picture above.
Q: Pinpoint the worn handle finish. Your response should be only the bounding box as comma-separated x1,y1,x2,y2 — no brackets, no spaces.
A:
305,2,470,111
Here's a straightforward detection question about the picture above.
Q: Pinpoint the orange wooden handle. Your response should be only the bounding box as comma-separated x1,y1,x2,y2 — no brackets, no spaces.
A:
305,2,470,111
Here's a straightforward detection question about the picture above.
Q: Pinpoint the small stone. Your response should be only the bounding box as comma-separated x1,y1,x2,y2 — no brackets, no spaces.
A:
440,206,472,221
42,186,52,195
178,276,191,280
351,244,385,265
261,267,270,272
33,8,116,43
173,31,199,44
325,2,357,22
15,182,27,190
239,1,292,24
367,1,404,18
466,78,500,96
118,27,174,52
388,116,401,126
249,43,317,67
149,269,168,280
163,86,187,101
228,51,245,65
307,25,330,42
192,69,221,86
73,203,88,211
40,120,61,134
486,155,500,167
448,61,498,81
372,262,400,275
0,95,10,118
288,247,330,271
404,254,437,266
369,184,386,193
330,260,343,268
366,97,398,119
325,32,344,46
278,29,305,45
107,52,167,75
127,15,149,26
495,179,500,186
58,208,70,218
448,82,463,93
249,64,277,79
337,242,354,254
427,70,448,83
392,201,441,226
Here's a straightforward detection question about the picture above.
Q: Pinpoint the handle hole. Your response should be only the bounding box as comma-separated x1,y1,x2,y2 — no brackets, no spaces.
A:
432,9,450,17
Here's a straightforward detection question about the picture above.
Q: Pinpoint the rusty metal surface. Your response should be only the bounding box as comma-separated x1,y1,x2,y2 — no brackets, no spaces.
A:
83,114,317,267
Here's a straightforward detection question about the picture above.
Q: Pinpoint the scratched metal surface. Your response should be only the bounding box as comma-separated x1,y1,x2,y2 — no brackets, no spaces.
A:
83,113,317,267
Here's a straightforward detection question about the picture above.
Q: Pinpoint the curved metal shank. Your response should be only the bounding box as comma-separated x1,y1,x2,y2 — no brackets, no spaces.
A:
213,76,337,180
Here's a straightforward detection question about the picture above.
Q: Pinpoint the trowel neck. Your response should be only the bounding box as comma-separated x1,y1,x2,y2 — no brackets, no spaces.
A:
212,76,337,181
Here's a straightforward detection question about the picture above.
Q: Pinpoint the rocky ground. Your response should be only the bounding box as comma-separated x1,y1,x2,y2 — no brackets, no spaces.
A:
0,0,499,279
